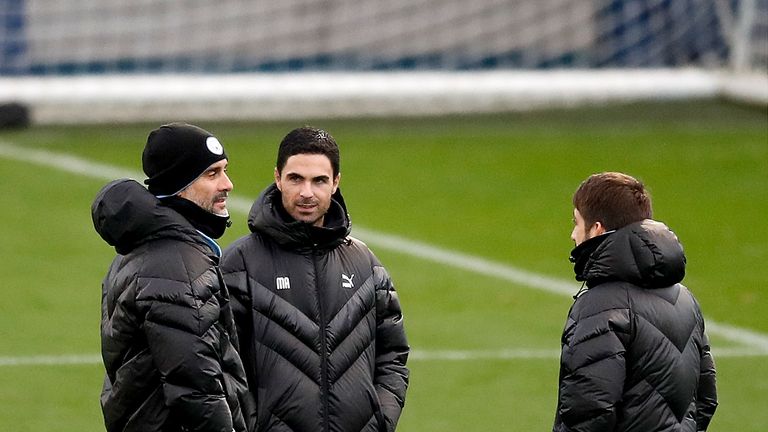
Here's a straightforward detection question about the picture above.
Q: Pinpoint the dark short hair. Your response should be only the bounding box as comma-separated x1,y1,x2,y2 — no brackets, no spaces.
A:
276,126,340,177
573,172,652,230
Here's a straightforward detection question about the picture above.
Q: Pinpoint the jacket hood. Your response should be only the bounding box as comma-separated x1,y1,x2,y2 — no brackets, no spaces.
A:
573,219,686,289
91,178,200,254
247,183,351,252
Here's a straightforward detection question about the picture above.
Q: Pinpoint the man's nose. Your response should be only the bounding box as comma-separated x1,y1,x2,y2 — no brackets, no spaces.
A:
221,172,233,191
299,181,313,197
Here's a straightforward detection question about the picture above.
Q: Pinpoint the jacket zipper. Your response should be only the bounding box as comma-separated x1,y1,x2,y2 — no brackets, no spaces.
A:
314,251,331,432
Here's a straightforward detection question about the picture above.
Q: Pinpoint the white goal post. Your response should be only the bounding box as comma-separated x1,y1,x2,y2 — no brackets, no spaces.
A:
0,0,765,124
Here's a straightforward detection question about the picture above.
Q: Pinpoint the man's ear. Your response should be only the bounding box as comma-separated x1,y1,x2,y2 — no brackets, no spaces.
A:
591,221,606,237
274,167,281,190
332,173,340,194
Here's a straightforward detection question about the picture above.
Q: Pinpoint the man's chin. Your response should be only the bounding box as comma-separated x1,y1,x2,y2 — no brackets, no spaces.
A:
209,203,229,217
294,212,321,225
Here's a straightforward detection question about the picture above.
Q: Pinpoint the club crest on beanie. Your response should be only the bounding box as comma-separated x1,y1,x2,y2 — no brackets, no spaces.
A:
142,123,227,196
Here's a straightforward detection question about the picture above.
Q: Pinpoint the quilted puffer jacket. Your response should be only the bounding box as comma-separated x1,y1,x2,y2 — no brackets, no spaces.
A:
92,179,253,432
553,219,717,432
221,184,409,432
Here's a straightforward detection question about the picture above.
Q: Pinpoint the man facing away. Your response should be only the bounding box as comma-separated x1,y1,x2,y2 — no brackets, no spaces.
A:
220,126,410,432
91,123,254,432
553,172,717,432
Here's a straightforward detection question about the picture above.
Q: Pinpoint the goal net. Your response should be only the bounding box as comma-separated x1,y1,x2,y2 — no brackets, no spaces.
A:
0,0,765,123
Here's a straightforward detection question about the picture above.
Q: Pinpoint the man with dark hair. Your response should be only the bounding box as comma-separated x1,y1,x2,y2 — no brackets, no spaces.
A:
553,172,717,432
221,126,410,432
92,123,254,432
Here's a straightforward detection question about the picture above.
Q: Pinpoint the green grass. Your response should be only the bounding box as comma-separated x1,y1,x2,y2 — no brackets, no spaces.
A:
1,100,766,431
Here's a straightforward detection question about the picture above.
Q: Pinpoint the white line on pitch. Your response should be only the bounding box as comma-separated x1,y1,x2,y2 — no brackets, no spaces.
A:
411,347,768,361
0,354,102,367
1,346,766,367
1,141,767,353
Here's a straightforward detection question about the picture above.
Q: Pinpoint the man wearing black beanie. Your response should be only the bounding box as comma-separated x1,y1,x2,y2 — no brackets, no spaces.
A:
91,123,255,432
143,122,233,241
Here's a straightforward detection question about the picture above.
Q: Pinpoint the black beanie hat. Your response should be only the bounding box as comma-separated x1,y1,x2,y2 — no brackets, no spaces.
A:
142,123,227,196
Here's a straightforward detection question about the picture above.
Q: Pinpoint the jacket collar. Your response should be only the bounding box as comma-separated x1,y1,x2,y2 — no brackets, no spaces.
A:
570,219,686,289
247,183,351,252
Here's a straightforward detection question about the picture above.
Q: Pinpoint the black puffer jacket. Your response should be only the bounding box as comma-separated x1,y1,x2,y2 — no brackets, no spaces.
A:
221,184,409,432
92,179,253,432
554,220,717,432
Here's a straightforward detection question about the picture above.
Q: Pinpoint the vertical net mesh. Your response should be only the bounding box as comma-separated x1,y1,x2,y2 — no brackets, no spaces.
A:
2,0,762,75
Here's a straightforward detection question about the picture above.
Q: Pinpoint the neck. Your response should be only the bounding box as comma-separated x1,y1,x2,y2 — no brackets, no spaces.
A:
160,195,231,239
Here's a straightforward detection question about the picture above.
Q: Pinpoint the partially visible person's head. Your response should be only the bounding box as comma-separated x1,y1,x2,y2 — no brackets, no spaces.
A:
142,122,233,215
274,126,340,226
276,126,340,178
571,172,652,245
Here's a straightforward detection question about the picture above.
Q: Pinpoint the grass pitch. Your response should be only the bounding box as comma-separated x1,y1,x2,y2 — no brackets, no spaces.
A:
1,100,766,431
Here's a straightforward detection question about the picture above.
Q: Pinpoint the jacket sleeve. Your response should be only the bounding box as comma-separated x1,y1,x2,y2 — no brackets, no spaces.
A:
554,298,631,432
220,246,255,374
695,329,718,430
220,245,259,429
137,275,234,432
372,265,410,432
